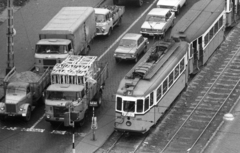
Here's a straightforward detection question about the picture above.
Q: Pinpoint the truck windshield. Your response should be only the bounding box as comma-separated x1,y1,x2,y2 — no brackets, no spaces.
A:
95,14,106,22
146,15,165,22
36,45,68,54
7,86,26,95
46,91,77,101
119,39,137,48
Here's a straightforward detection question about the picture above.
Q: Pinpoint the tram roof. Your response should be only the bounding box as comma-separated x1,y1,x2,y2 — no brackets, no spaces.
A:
117,40,188,97
170,0,225,42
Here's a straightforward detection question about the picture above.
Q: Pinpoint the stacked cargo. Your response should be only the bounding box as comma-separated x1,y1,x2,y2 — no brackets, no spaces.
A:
51,55,97,85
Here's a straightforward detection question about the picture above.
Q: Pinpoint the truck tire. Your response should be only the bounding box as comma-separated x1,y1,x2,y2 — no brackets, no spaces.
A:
78,110,88,127
24,107,31,122
97,93,102,108
117,17,122,26
137,0,143,7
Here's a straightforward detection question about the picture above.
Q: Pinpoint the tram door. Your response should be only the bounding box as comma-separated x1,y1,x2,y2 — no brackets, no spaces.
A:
225,0,240,26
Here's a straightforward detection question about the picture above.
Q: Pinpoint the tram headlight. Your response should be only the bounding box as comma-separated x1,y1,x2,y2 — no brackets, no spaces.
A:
126,121,131,126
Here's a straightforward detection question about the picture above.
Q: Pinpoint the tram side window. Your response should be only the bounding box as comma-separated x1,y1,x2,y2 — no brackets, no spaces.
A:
174,65,180,80
123,100,135,112
209,27,214,40
145,96,149,111
169,71,174,87
219,16,223,28
204,33,209,45
163,79,168,94
214,22,219,33
137,99,143,113
116,97,122,111
180,59,185,73
150,92,154,106
157,85,162,101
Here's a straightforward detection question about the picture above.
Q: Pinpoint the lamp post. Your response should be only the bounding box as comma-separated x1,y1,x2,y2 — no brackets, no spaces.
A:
6,0,15,74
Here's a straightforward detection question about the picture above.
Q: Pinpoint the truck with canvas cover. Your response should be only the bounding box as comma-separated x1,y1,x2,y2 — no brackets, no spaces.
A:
35,7,96,73
0,67,51,121
45,55,108,126
94,5,125,36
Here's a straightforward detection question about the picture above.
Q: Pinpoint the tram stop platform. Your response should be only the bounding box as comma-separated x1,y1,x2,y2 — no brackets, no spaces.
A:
204,97,240,153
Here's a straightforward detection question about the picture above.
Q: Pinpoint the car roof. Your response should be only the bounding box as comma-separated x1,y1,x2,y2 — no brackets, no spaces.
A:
148,8,170,16
94,8,109,15
122,33,142,40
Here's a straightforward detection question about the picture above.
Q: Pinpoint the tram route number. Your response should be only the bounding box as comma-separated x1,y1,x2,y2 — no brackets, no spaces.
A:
90,101,98,107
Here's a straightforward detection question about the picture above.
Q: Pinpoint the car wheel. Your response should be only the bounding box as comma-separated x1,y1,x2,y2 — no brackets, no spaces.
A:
143,45,147,53
134,55,139,63
117,17,122,26
115,58,120,63
137,0,143,7
107,28,112,36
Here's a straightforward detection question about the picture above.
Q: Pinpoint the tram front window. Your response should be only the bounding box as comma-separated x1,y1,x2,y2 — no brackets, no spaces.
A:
123,100,135,112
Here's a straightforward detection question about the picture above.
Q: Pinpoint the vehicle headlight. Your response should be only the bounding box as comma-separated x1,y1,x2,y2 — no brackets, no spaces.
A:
101,27,105,32
46,114,50,119
0,107,4,111
20,108,25,111
131,54,135,58
114,53,117,56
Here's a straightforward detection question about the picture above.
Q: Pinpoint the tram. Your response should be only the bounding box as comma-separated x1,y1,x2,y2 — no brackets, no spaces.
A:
114,0,240,133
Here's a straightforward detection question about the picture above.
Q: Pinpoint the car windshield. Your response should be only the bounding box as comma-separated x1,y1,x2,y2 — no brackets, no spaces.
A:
119,39,137,48
95,14,106,22
146,15,165,22
158,5,174,9
46,91,77,101
35,45,68,54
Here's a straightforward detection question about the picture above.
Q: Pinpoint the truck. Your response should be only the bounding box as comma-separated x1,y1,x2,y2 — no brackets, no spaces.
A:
94,5,125,36
44,55,108,127
35,7,96,73
0,67,51,121
113,0,143,7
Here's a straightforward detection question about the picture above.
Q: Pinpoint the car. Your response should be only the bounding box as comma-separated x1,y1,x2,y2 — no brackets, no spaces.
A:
157,0,186,15
114,33,149,63
140,8,175,38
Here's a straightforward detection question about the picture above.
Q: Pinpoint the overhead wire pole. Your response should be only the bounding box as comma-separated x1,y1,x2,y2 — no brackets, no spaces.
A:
6,0,15,74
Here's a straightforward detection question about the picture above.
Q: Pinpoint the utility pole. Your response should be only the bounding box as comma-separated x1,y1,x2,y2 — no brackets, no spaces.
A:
6,0,15,74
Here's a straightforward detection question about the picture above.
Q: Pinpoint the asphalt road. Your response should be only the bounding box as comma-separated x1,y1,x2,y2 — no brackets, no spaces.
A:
0,0,199,153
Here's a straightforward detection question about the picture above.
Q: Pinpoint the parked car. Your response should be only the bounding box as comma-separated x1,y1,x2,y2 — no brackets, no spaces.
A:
114,33,149,63
140,8,175,38
157,0,186,15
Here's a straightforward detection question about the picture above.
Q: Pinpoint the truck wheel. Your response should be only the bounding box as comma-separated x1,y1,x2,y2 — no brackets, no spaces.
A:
24,107,31,122
117,17,122,26
137,0,143,7
78,112,87,127
97,93,102,108
0,115,6,121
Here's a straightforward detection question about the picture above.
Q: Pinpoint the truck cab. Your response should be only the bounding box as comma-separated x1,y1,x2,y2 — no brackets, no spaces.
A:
35,39,73,72
94,8,113,36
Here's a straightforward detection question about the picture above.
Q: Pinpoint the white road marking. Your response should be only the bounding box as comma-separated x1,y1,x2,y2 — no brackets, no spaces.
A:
98,0,158,60
30,114,45,130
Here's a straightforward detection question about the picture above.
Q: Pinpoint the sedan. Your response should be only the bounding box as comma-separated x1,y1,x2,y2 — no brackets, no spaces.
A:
114,33,149,63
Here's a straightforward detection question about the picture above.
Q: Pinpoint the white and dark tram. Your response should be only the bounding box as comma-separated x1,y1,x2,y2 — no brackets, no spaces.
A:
114,0,240,133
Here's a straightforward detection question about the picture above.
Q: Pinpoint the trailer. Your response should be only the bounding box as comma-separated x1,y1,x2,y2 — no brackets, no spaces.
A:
0,67,51,121
35,7,96,72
